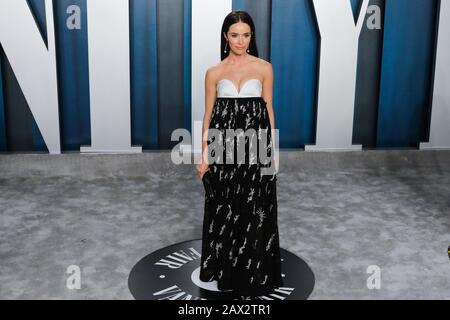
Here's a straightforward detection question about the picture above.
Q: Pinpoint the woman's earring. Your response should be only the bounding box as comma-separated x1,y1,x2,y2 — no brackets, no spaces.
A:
247,48,250,53
224,41,228,53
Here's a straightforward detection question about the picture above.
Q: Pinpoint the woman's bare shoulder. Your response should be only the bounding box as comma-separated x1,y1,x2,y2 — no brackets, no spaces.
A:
207,62,232,83
204,64,223,87
207,62,226,75
254,57,272,80
255,57,271,69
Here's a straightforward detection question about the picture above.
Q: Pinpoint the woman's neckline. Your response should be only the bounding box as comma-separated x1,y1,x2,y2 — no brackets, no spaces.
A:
217,78,262,95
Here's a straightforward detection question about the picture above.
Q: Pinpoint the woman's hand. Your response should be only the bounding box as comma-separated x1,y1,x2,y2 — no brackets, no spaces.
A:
196,159,210,180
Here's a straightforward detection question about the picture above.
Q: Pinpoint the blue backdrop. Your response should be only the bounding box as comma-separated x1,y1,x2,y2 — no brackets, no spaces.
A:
0,0,440,152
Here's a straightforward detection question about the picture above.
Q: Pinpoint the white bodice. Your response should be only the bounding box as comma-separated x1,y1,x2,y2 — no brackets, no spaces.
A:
216,78,262,98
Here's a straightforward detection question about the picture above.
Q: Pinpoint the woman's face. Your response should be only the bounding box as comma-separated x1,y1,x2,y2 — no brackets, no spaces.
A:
224,22,252,54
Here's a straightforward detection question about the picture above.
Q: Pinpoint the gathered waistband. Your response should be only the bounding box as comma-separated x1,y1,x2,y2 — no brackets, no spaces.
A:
215,96,266,102
215,97,267,107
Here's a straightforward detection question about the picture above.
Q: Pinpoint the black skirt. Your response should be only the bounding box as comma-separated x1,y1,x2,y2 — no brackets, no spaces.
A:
199,97,283,297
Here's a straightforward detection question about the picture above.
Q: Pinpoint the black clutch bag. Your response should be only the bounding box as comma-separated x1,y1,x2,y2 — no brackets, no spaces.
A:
202,170,215,198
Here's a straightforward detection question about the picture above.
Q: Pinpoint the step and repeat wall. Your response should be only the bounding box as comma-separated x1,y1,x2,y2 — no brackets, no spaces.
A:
0,0,448,154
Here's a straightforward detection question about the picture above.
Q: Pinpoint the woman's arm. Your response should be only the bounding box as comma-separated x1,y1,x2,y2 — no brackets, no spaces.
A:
201,67,217,164
262,63,275,138
261,63,278,170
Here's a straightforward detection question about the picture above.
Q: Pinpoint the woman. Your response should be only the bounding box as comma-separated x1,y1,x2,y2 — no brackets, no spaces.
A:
195,10,282,298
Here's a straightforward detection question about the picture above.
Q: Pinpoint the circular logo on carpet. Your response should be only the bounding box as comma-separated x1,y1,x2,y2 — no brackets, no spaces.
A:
128,239,314,300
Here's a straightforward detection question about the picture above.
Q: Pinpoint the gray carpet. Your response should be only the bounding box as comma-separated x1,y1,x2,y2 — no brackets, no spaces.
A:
0,150,449,299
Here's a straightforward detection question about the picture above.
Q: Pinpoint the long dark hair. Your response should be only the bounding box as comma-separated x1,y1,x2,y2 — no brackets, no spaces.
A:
221,11,259,60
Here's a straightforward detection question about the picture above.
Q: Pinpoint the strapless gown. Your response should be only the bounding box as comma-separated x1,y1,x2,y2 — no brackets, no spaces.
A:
199,78,283,297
